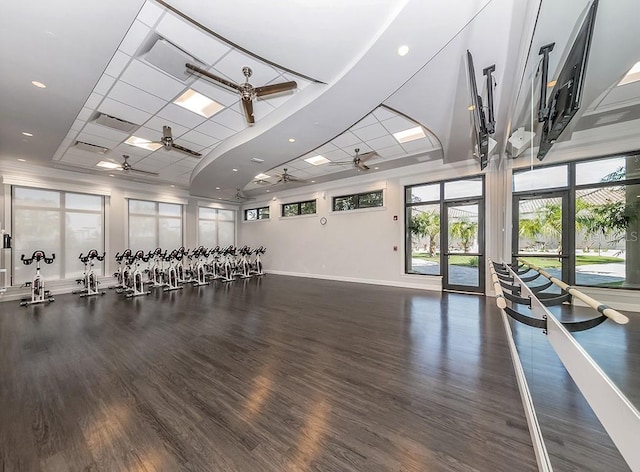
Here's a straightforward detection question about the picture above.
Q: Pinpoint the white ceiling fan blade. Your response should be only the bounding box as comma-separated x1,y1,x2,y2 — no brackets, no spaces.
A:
358,151,378,163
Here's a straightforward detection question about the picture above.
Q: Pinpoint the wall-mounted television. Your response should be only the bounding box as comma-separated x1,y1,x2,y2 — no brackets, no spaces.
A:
537,0,599,160
466,50,495,170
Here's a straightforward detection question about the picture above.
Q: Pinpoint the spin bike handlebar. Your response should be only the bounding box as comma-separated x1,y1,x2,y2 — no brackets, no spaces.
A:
79,249,105,263
115,249,132,262
21,251,56,265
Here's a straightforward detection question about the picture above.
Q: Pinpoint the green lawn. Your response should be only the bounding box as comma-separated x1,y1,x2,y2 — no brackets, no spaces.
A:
413,253,478,267
413,253,624,269
518,255,624,269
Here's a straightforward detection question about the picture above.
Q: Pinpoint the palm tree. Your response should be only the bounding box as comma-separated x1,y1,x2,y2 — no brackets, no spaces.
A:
409,210,440,256
450,218,478,253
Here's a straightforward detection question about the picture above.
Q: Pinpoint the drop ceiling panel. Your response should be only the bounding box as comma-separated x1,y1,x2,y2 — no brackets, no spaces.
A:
351,114,378,130
112,142,150,157
351,122,388,141
180,130,220,148
156,12,232,65
195,120,236,140
365,134,398,150
213,50,280,85
157,103,207,128
400,137,432,152
75,132,120,149
211,108,245,132
120,59,185,100
97,97,152,126
85,93,104,110
93,74,117,96
372,107,397,121
104,50,131,77
83,122,130,142
191,79,239,106
107,80,166,114
131,125,162,142
137,1,164,28
77,107,94,121
118,20,151,56
323,149,350,162
376,144,405,158
380,115,417,134
144,117,189,138
252,100,275,120
331,131,360,149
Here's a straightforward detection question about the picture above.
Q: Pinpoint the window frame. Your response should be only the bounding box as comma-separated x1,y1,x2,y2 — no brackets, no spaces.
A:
197,207,236,247
11,186,105,282
281,199,317,217
511,151,640,290
127,198,183,250
244,206,270,221
332,190,384,212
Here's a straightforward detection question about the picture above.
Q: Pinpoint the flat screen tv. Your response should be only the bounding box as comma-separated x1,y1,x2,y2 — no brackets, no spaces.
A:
466,50,489,170
537,0,599,160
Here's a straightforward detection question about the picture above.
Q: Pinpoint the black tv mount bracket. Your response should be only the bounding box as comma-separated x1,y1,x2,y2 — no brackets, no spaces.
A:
537,43,555,123
482,64,496,135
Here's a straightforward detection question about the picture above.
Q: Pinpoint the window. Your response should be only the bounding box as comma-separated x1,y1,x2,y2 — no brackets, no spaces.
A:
128,199,182,251
13,187,104,283
512,154,640,290
333,190,383,211
282,199,316,217
245,206,270,220
198,207,236,247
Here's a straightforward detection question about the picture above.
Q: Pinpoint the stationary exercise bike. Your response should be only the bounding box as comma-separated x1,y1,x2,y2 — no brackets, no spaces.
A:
20,251,56,307
113,249,132,291
251,246,266,276
126,250,151,298
163,249,183,292
191,246,210,287
74,249,106,297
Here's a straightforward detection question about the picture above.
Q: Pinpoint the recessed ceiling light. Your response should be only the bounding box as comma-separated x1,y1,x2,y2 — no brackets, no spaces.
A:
125,135,163,151
397,45,409,57
109,174,115,177
215,187,220,190
266,189,270,193
393,126,426,143
547,80,557,88
170,185,175,188
304,155,330,166
288,138,295,143
374,167,379,170
311,180,315,183
618,61,640,86
22,132,33,137
255,173,270,179
251,157,264,163
174,89,224,118
96,160,121,169
232,168,238,172
17,158,26,162
31,81,46,88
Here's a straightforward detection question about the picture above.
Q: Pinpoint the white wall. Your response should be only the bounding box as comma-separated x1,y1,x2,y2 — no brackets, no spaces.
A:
238,159,488,292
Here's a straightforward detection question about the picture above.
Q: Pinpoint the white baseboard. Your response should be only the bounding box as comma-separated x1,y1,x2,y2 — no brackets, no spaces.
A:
266,270,442,291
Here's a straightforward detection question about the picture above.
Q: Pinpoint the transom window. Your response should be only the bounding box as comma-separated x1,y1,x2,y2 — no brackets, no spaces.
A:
333,190,383,211
282,200,316,217
245,206,270,220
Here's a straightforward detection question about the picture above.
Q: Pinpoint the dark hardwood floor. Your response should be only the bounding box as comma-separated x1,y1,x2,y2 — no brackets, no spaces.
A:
509,302,637,472
0,275,537,472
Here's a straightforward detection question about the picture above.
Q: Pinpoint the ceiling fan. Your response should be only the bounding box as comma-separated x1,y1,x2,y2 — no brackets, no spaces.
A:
152,125,202,157
329,148,378,171
185,63,297,124
217,188,256,203
102,155,159,176
274,168,307,184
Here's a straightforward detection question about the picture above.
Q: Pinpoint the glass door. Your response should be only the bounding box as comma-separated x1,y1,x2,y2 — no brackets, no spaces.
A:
442,200,485,293
512,192,570,284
